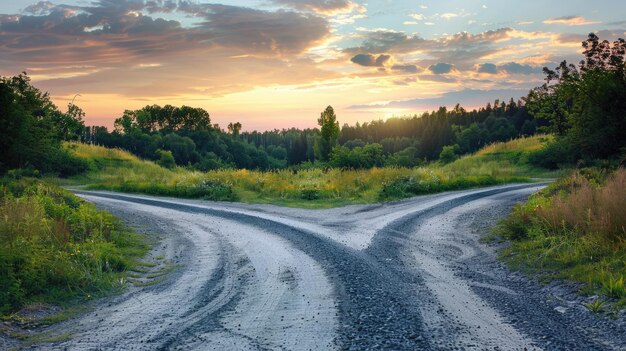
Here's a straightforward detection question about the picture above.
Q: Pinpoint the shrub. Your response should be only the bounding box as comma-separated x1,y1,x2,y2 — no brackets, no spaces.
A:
156,149,176,169
528,138,578,169
439,144,460,164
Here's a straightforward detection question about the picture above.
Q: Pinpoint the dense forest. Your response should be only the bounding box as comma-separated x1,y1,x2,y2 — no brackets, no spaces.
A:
79,94,541,170
1,33,624,176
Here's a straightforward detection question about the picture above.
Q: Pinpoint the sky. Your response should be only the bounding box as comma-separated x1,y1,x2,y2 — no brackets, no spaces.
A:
1,0,625,131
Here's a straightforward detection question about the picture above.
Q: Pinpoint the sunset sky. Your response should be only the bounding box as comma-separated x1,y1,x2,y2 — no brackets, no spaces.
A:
1,0,625,131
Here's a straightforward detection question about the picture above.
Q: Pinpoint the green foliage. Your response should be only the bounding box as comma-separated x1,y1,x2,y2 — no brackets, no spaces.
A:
527,137,578,169
527,34,626,161
0,73,88,176
156,150,176,169
329,143,385,169
584,299,607,313
0,178,147,315
439,144,460,164
315,106,340,161
69,136,549,207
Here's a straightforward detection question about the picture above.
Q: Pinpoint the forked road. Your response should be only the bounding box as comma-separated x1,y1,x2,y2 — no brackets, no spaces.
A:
44,184,624,350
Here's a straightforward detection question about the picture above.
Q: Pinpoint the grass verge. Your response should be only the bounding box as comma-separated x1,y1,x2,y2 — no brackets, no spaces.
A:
495,168,626,310
0,177,149,317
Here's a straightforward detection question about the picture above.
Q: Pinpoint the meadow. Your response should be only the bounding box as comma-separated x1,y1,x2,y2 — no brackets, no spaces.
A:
63,135,555,208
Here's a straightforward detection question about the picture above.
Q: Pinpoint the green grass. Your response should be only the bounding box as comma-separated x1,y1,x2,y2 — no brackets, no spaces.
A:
584,299,607,313
0,177,149,317
496,168,626,309
64,135,555,208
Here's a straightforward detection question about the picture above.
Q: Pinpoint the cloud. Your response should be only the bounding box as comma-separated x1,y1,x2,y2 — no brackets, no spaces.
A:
345,27,515,68
344,30,428,54
476,63,497,74
391,64,418,73
23,1,58,15
350,53,391,67
543,16,599,26
440,13,459,20
349,89,530,110
409,13,425,21
428,63,454,74
500,62,540,75
0,1,330,61
272,0,365,15
0,1,334,98
201,5,330,55
474,62,540,75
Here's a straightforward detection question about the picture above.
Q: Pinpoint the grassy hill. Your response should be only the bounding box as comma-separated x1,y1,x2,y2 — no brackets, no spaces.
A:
61,135,556,208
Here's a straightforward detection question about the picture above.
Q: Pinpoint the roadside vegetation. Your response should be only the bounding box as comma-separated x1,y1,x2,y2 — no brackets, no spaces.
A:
0,177,147,316
497,169,626,309
495,34,626,310
66,134,550,207
0,73,149,329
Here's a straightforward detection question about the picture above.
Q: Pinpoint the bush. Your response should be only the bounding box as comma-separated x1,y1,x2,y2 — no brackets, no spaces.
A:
300,187,320,200
156,149,176,169
528,138,578,169
439,144,460,164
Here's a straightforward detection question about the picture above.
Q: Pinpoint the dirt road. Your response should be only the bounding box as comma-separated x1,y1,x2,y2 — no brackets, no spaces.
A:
28,184,625,350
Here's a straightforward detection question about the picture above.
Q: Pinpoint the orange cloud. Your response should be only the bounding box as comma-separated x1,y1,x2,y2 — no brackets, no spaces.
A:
543,16,599,26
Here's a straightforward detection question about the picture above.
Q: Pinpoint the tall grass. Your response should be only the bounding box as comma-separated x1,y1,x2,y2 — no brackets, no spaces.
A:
536,170,626,242
67,135,551,207
0,178,147,315
498,168,626,308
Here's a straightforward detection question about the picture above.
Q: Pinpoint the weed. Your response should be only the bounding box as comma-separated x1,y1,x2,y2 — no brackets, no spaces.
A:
584,299,607,313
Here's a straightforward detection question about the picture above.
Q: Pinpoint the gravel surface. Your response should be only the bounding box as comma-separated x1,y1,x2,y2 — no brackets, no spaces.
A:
15,183,626,350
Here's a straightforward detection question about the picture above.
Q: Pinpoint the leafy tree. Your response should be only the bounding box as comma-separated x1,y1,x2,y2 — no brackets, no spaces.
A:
527,33,626,160
0,73,87,175
315,106,340,161
228,122,242,137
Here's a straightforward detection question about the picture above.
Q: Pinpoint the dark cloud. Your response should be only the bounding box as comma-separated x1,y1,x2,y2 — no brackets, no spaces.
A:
201,5,329,55
272,0,359,14
345,27,514,68
500,62,540,75
345,30,428,54
417,74,457,83
476,63,497,74
391,64,418,73
0,0,330,70
350,53,391,67
430,28,513,65
428,63,454,74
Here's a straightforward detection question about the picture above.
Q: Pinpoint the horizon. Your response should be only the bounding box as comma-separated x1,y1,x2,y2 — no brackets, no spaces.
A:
1,0,625,131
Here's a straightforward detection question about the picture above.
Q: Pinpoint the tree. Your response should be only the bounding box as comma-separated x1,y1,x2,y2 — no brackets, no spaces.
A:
0,73,87,175
228,122,242,137
315,106,339,161
527,33,626,160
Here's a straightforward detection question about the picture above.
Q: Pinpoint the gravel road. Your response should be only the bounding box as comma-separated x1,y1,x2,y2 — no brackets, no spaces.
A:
22,183,625,350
